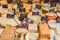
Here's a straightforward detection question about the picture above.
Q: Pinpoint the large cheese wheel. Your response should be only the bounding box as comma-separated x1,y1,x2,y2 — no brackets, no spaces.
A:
39,23,50,39
0,26,15,40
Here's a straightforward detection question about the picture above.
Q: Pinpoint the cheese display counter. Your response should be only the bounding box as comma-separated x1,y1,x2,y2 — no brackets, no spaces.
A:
0,0,60,40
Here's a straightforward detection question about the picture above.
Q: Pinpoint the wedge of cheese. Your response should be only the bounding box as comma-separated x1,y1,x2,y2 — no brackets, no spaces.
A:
28,24,38,32
39,23,50,39
6,19,18,26
0,26,15,40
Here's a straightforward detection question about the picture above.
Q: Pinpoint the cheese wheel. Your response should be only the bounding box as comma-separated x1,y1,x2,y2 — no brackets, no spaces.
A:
0,26,15,40
39,23,50,39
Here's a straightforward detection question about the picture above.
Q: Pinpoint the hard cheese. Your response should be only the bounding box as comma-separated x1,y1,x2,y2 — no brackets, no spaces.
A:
39,23,50,39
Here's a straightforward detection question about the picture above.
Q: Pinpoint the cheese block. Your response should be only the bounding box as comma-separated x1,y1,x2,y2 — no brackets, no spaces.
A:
6,19,18,26
40,38,49,40
15,28,28,34
50,29,56,40
19,34,24,40
28,15,41,24
39,23,50,39
0,28,4,36
28,24,38,32
0,26,15,40
20,0,28,2
29,33,39,40
55,35,60,40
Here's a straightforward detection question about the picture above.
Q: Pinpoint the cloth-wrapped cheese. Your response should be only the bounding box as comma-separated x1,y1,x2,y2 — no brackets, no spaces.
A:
39,23,50,39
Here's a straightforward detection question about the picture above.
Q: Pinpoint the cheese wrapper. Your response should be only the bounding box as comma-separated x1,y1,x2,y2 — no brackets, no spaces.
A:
39,23,50,39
